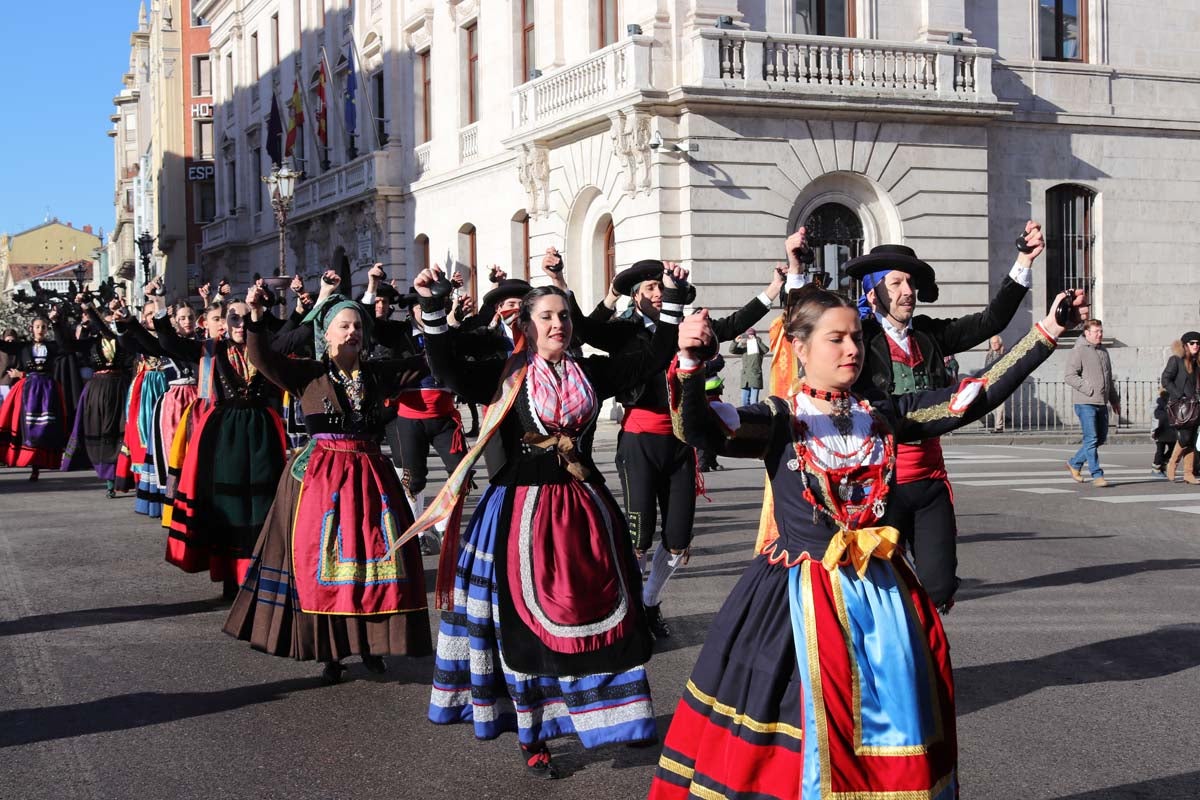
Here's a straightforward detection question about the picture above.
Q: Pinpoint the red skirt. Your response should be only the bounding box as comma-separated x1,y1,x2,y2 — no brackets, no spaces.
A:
0,374,66,470
114,370,147,491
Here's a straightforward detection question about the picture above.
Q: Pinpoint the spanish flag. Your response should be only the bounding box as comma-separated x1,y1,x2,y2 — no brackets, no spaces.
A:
315,61,329,148
285,78,304,157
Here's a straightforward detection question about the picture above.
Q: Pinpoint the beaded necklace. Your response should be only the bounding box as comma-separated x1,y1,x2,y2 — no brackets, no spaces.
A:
786,395,896,530
798,382,854,435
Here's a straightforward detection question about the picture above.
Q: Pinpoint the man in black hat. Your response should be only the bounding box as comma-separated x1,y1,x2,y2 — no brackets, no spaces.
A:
841,221,1044,611
585,258,786,639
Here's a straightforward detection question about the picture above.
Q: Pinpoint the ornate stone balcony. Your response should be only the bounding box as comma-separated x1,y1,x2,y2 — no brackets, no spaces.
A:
291,149,393,222
688,28,999,111
201,214,247,249
506,30,1002,149
413,142,432,181
506,35,655,145
459,123,479,161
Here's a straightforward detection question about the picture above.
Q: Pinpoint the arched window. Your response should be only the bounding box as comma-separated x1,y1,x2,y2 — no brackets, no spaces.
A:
458,223,478,298
511,211,531,279
802,203,864,296
603,218,616,289
1045,184,1096,300
414,234,430,276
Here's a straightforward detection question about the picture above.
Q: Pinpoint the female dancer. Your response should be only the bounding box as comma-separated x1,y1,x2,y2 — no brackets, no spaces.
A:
411,263,684,778
111,284,202,516
224,288,432,683
63,298,134,495
1162,331,1200,484
649,287,1084,800
0,310,70,478
155,295,287,597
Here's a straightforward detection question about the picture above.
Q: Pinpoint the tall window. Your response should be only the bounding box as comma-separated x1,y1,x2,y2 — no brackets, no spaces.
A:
271,14,280,66
460,224,478,298
603,219,616,288
1045,185,1096,300
226,157,238,210
415,234,430,273
794,0,853,36
194,181,216,223
465,24,479,124
418,50,432,144
193,55,212,96
195,120,214,159
597,0,618,49
252,146,264,213
1039,0,1086,62
372,71,387,146
224,52,233,100
250,32,260,82
521,0,536,81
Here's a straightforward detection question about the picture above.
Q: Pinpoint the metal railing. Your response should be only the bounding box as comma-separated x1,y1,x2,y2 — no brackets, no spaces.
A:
976,378,1160,433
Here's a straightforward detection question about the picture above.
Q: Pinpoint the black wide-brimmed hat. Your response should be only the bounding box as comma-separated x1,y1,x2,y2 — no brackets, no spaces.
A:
482,278,532,307
844,245,936,285
374,282,400,301
612,260,665,296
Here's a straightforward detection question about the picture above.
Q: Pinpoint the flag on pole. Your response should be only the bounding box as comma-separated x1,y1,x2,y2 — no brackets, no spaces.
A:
266,92,284,166
343,46,358,138
316,61,329,148
285,78,304,157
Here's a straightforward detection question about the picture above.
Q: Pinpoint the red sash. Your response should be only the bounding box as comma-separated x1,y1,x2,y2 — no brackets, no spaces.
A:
621,407,674,435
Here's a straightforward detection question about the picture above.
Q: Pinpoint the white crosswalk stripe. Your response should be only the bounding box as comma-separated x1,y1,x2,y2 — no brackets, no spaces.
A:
943,446,1200,516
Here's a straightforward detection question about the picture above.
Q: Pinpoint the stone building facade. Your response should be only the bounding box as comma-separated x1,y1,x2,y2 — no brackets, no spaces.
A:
109,1,214,302
191,0,1200,394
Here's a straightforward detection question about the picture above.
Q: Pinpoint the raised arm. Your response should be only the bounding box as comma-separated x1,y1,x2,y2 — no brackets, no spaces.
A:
414,268,506,404
152,310,203,363
243,289,323,394
890,292,1081,442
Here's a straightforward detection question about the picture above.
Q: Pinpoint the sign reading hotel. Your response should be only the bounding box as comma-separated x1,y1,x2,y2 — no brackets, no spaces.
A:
191,103,213,119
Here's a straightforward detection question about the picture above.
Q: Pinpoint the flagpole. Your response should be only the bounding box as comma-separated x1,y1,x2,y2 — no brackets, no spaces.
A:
348,25,381,152
319,46,349,161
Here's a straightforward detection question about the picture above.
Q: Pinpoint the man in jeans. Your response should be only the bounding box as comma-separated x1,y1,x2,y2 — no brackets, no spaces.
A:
1065,319,1121,487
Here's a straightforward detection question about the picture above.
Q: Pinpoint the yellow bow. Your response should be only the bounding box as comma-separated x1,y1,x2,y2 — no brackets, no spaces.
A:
821,526,901,578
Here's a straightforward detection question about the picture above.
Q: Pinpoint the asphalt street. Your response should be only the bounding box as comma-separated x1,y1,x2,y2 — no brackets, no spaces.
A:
1,434,1199,800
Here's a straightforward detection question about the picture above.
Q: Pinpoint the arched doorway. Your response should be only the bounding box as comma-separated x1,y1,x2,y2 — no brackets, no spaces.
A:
802,202,864,296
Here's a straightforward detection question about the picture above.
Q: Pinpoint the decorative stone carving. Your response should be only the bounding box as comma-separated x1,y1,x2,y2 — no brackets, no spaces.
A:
517,144,551,219
404,7,434,52
447,0,479,27
610,111,653,196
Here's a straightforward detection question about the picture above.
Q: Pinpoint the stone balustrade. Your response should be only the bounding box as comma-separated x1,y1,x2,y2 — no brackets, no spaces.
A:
690,29,996,103
510,35,655,137
201,214,244,248
413,142,431,180
290,150,381,220
459,123,479,161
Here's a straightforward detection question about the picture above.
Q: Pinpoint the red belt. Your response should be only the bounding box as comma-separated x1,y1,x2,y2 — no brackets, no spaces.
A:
392,389,455,420
621,407,674,436
895,439,947,483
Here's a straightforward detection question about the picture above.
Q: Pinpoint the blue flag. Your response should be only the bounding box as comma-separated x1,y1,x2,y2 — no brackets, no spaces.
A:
343,48,357,137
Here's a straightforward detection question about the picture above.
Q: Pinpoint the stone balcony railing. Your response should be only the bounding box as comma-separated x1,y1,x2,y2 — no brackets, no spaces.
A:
413,142,432,181
459,123,479,161
508,35,655,141
690,28,997,105
201,214,247,249
291,149,390,221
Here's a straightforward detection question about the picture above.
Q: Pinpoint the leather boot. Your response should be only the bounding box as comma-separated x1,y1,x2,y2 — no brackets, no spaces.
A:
1166,444,1183,482
1183,452,1200,485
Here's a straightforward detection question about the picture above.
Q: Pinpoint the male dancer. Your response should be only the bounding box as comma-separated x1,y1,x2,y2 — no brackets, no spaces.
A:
588,260,784,638
842,221,1044,610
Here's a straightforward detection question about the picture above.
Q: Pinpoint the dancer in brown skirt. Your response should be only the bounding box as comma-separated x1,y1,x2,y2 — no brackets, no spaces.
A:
224,287,433,684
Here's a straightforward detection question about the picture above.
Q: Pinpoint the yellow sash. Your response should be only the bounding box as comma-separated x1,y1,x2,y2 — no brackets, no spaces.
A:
821,526,901,578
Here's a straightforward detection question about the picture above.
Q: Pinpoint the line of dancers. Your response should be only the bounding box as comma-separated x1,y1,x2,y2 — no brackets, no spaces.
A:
1,221,1090,796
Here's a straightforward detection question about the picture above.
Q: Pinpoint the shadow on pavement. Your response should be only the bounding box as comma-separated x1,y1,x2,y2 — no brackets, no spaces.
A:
0,677,324,748
1050,770,1200,798
955,624,1200,716
0,599,224,637
957,531,1117,545
958,558,1200,601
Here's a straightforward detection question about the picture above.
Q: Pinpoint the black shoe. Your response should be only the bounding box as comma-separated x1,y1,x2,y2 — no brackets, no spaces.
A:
221,577,239,601
106,488,117,499
320,661,345,685
362,654,387,674
645,603,671,639
699,465,712,473
521,744,559,780
712,462,725,471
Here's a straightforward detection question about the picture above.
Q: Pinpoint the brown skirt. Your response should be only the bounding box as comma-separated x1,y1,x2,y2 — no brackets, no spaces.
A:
223,457,433,663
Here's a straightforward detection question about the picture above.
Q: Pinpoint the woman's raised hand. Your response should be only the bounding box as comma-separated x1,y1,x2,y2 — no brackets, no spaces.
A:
414,264,445,298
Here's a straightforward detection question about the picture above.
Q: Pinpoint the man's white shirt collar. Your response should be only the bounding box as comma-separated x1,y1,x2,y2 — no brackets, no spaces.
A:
876,312,912,355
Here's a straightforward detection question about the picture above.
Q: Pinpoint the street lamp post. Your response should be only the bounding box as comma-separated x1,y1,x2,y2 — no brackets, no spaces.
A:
263,162,300,279
136,231,155,287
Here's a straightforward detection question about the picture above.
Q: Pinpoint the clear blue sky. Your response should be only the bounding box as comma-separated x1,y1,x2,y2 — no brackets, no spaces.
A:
0,2,142,240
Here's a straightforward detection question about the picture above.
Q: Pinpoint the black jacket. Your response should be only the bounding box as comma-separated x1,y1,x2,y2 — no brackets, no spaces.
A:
1162,355,1199,402
855,275,1028,395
